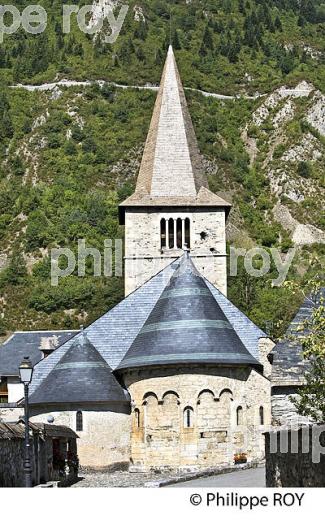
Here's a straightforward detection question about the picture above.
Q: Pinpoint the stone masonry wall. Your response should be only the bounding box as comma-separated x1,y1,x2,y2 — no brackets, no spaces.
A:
265,426,325,487
124,365,271,471
30,407,131,470
0,438,26,487
271,386,311,426
124,208,227,296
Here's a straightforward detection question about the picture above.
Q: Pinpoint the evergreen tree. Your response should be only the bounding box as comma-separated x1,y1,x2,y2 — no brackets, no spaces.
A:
274,16,283,32
172,29,181,50
203,25,214,51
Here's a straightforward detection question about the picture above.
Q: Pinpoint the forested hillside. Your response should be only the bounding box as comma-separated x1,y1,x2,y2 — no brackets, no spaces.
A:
0,0,324,338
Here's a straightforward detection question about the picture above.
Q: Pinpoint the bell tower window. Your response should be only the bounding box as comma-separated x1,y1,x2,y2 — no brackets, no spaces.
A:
160,218,191,251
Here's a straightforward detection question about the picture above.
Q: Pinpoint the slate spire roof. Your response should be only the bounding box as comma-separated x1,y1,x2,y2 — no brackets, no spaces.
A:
29,330,129,406
119,46,231,220
117,254,261,372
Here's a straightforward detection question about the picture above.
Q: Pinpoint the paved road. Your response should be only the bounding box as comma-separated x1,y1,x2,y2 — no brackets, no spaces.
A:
169,467,266,488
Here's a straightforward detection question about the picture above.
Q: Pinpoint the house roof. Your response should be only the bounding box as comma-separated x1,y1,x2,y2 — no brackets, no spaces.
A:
29,332,129,406
271,288,324,387
0,330,78,377
119,46,231,222
117,255,261,371
28,257,266,400
0,421,77,439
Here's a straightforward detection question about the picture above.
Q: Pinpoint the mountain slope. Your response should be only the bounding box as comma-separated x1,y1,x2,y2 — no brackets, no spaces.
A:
0,0,324,339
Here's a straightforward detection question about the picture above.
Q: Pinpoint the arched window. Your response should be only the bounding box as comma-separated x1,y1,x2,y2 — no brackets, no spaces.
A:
176,218,182,249
134,408,140,429
259,406,264,426
160,217,191,250
236,406,243,426
76,411,83,432
168,218,175,249
160,219,166,249
185,218,191,249
183,407,194,428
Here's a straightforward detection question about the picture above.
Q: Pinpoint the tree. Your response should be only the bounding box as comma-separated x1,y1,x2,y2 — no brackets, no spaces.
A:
172,29,181,50
3,252,28,285
292,288,325,422
275,16,283,32
297,161,312,178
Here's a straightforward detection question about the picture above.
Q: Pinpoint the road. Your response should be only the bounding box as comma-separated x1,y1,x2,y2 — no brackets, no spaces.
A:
168,467,266,488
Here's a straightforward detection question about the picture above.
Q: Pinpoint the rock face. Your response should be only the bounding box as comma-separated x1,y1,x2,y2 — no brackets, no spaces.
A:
273,203,325,246
242,80,324,246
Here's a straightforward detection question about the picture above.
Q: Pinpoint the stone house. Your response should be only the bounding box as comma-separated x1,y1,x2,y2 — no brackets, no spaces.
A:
0,420,78,487
270,288,324,426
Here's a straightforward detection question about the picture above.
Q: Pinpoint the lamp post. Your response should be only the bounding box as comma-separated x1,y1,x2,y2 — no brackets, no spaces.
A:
19,357,34,488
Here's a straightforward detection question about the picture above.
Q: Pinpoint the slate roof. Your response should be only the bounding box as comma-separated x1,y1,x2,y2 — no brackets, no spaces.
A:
0,421,77,439
29,332,129,406
117,255,261,371
119,46,231,222
271,288,324,387
29,257,266,399
0,330,78,377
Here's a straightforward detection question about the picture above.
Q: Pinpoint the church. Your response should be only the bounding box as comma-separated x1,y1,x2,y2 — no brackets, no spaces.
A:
0,47,276,471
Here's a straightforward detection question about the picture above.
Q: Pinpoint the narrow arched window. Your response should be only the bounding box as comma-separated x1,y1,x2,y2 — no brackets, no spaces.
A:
168,218,174,249
176,218,182,249
134,408,140,429
160,219,166,249
183,407,194,428
185,218,191,249
236,406,243,426
259,406,264,426
76,411,83,432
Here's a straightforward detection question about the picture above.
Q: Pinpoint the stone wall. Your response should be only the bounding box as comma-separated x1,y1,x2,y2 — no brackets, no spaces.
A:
124,365,271,471
30,405,131,470
264,425,325,487
0,406,22,423
0,422,78,487
0,438,26,487
271,386,310,426
124,208,227,296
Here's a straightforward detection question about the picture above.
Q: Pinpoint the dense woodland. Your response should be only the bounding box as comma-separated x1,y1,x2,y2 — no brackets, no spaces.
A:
0,0,324,338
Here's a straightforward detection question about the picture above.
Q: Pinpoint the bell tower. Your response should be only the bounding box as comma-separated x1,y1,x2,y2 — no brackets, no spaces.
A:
119,46,231,297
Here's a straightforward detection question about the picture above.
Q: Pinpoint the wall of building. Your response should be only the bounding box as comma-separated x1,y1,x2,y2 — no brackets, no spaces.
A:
30,405,131,470
123,365,271,471
0,426,77,487
264,425,325,487
271,386,311,426
124,208,227,296
7,377,24,403
0,438,26,487
0,406,22,422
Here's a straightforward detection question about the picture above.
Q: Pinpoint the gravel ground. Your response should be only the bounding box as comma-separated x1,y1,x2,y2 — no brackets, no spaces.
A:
71,470,180,488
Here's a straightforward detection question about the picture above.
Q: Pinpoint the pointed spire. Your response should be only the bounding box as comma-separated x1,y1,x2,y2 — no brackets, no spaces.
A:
119,47,232,219
135,45,208,198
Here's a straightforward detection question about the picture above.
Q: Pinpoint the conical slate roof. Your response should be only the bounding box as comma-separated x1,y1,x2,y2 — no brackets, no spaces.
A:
30,332,129,406
119,46,231,221
117,255,261,372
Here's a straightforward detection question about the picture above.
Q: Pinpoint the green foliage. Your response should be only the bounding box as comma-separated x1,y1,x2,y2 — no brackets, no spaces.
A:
0,0,323,335
287,282,325,422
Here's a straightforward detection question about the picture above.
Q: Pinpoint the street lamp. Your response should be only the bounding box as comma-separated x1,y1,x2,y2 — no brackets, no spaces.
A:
19,357,34,488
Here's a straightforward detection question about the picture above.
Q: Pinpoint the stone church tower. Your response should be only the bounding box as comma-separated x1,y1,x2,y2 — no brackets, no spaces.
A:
119,46,231,297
